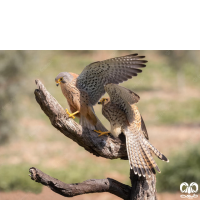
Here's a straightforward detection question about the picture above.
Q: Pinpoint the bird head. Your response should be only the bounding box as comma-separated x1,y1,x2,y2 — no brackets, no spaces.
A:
98,98,110,105
55,72,74,86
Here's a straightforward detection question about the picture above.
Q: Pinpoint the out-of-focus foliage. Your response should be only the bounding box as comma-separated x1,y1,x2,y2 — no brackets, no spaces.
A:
0,164,42,193
1,50,200,144
0,159,130,193
0,51,27,144
159,50,199,91
157,143,200,193
138,98,200,125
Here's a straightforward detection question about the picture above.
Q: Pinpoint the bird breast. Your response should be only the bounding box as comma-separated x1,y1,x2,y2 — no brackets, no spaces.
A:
102,102,127,138
60,81,81,111
110,123,123,138
61,82,78,99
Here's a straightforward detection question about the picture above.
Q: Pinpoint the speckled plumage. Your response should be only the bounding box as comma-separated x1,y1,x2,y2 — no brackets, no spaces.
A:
55,54,147,131
77,53,147,106
100,84,169,177
59,75,99,128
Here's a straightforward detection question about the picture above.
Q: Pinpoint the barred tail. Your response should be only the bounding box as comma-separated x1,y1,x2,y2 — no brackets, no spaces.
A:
140,137,161,174
142,138,169,162
125,128,168,177
126,132,143,176
125,130,153,177
138,141,155,176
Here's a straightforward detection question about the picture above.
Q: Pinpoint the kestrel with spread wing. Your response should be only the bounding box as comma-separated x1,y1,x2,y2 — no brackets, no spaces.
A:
97,84,169,177
55,53,147,131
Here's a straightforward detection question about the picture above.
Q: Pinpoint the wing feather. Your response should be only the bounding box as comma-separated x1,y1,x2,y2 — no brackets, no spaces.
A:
77,54,147,105
105,84,140,123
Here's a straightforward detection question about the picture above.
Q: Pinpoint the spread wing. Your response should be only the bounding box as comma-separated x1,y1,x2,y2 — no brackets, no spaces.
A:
76,53,147,105
105,83,140,124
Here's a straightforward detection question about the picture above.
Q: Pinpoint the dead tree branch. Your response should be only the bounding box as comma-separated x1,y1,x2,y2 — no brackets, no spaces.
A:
30,79,157,200
34,79,127,160
29,167,131,199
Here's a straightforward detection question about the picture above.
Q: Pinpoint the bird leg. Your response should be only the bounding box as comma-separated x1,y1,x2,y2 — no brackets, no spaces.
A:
94,130,110,137
65,109,79,119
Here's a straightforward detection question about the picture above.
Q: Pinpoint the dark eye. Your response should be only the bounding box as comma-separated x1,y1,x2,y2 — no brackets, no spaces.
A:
60,78,63,81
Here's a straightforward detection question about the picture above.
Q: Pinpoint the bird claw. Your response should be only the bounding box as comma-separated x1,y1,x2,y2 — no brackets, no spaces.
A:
94,130,110,137
65,109,75,119
69,115,75,119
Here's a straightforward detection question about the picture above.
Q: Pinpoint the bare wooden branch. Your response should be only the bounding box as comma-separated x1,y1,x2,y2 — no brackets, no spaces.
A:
32,79,157,200
29,167,131,199
34,79,128,160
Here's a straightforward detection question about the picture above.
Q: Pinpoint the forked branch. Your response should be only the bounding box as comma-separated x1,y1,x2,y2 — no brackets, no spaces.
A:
34,79,128,160
30,80,157,200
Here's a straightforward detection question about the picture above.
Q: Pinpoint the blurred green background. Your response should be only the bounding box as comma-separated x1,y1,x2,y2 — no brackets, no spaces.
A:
0,51,200,199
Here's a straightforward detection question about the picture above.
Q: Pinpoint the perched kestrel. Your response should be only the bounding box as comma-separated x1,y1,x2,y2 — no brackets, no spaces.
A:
55,54,147,131
97,84,169,177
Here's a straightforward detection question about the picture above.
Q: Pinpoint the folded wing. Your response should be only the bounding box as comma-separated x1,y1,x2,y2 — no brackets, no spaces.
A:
105,83,140,124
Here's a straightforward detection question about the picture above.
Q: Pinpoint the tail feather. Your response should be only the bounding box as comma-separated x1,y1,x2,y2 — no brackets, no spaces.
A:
125,127,167,177
91,106,107,132
80,106,107,132
134,143,142,176
140,138,161,173
125,130,152,177
126,134,139,175
134,136,146,177
142,138,169,162
95,117,107,132
87,107,98,125
79,115,96,130
137,139,151,176
139,140,156,175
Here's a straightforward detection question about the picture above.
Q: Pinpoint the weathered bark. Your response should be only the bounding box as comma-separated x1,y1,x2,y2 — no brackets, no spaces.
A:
29,167,131,199
30,79,157,200
34,79,128,160
129,171,157,200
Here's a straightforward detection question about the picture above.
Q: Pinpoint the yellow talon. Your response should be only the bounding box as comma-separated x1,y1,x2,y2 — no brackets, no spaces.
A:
65,109,71,115
94,130,110,137
65,109,79,119
68,114,75,119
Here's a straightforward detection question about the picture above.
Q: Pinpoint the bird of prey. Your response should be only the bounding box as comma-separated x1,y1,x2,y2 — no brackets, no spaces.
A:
97,83,169,177
55,53,147,131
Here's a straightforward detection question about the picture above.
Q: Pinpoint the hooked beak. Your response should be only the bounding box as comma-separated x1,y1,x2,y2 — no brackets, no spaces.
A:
55,79,61,86
98,101,102,104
